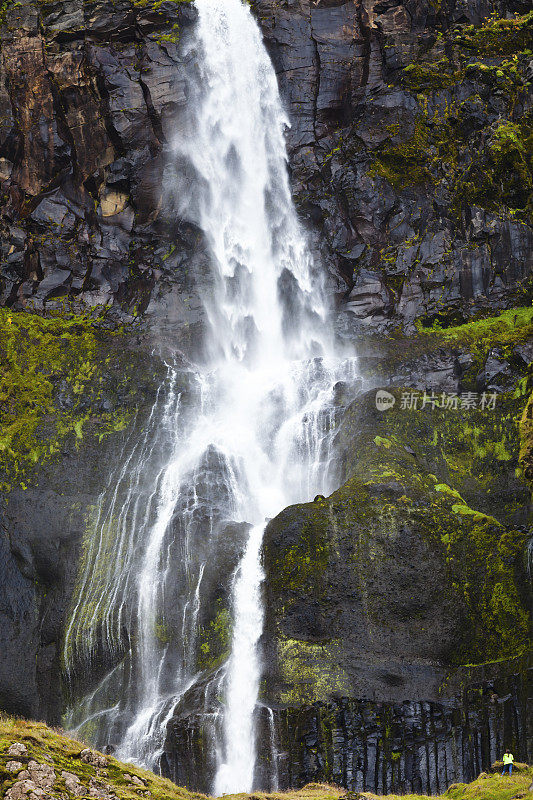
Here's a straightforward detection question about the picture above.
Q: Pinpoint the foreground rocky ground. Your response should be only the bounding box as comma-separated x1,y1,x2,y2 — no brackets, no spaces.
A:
0,718,531,800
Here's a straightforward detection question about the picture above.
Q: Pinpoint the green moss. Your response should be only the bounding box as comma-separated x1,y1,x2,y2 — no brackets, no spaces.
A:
330,388,530,665
131,0,192,42
0,308,133,491
455,11,533,56
435,483,464,501
62,505,126,671
197,603,232,671
268,503,331,609
368,118,439,188
401,59,463,91
277,639,350,705
518,390,533,488
154,618,172,645
374,436,393,449
416,306,533,355
454,119,533,217
371,30,531,218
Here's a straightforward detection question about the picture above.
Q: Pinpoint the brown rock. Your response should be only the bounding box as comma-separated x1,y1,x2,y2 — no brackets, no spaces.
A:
79,750,107,769
5,779,38,800
61,771,85,797
27,760,56,789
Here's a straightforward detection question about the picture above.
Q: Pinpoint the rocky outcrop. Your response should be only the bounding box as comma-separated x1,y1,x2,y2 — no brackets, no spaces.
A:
1,0,531,341
258,313,533,791
254,0,532,336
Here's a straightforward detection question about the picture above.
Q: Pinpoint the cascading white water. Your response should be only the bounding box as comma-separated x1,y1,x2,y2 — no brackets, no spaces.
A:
63,0,358,792
176,2,357,789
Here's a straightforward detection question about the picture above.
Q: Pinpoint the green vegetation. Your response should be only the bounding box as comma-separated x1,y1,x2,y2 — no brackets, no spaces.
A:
444,767,533,800
197,603,232,671
277,639,350,705
131,0,192,42
0,309,131,491
370,107,531,217
416,305,533,348
518,390,533,488
370,10,533,219
401,60,463,91
368,116,441,188
455,11,533,56
365,307,533,392
266,368,532,696
455,119,533,217
0,715,206,800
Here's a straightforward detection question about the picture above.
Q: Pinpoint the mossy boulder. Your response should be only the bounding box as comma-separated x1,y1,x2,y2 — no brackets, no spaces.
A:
262,388,531,708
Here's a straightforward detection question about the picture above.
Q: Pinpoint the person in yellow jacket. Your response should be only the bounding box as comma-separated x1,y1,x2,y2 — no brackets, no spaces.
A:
501,751,514,776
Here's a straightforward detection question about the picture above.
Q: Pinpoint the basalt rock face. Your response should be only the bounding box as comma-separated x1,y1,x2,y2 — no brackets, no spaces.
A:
267,664,531,794
252,0,533,337
1,0,531,341
0,0,210,354
260,341,533,789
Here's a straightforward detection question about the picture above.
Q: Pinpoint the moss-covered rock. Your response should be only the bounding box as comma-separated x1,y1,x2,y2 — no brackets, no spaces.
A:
0,309,169,722
0,308,141,492
197,602,232,672
263,386,531,709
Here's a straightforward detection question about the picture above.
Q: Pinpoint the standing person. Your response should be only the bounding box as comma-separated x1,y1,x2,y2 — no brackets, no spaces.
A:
501,751,514,776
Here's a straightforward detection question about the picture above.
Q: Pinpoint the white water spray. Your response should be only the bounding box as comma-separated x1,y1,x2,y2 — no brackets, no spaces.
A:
64,0,358,793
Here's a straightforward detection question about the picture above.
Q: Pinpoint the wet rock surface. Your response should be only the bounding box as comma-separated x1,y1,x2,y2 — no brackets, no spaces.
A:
0,0,532,793
0,0,530,340
0,325,169,723
253,0,532,335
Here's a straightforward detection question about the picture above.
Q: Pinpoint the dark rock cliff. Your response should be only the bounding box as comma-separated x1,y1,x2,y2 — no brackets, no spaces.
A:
0,0,531,335
254,0,532,337
0,0,531,793
0,311,165,723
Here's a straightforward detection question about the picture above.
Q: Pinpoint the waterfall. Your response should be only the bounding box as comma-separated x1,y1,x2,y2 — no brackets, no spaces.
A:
63,0,359,792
